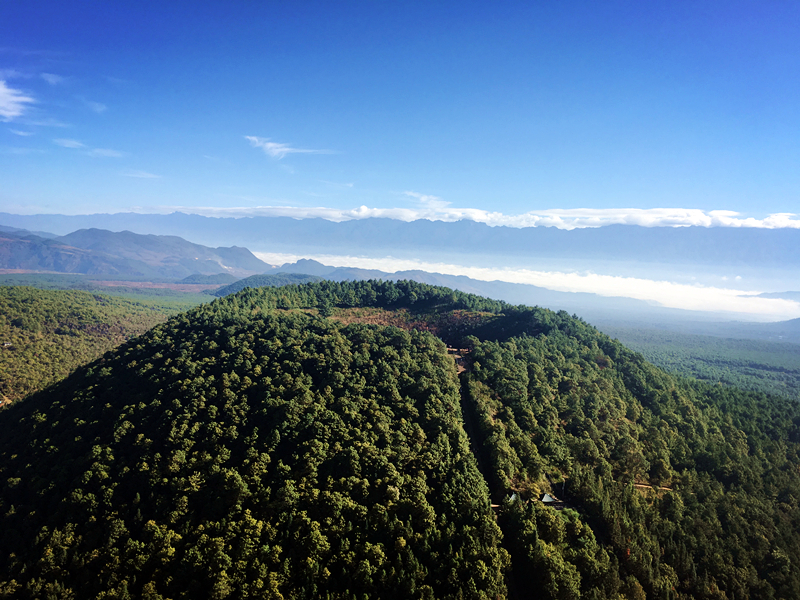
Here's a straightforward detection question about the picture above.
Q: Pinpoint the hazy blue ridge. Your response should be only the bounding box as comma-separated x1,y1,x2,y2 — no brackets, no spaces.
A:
0,226,271,279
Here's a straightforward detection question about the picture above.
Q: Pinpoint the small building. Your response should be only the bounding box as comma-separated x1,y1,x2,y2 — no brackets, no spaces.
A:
541,493,566,509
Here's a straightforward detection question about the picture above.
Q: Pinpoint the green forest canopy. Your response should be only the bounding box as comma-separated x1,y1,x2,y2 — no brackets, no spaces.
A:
0,287,175,403
1,280,799,599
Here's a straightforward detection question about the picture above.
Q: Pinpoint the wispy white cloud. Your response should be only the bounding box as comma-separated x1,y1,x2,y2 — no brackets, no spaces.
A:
88,148,124,157
41,73,65,85
158,202,800,230
245,136,331,159
251,250,800,321
9,129,33,136
86,100,107,113
74,95,108,113
0,80,35,121
54,139,125,157
53,138,85,148
23,117,69,127
1,146,46,155
321,180,354,188
0,69,24,80
121,169,160,178
404,191,451,211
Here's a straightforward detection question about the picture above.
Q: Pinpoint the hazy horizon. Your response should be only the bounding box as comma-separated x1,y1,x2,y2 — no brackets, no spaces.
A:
3,2,799,321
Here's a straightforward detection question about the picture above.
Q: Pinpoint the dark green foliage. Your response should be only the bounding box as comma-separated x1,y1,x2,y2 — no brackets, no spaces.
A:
0,297,508,599
462,315,800,599
0,287,171,403
2,279,800,599
0,273,95,289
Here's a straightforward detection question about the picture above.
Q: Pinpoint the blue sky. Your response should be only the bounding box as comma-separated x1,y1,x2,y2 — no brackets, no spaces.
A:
2,1,800,227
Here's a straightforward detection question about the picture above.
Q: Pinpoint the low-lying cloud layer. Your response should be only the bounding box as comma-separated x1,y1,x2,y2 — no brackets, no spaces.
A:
254,251,800,321
167,202,800,230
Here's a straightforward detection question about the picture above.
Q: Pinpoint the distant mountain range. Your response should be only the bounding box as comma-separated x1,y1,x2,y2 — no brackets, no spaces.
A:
758,291,800,301
2,220,798,339
0,227,271,279
267,259,800,342
2,211,799,270
272,258,719,317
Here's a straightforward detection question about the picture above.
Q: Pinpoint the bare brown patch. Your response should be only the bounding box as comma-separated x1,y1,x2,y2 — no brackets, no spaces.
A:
329,307,497,346
329,307,435,333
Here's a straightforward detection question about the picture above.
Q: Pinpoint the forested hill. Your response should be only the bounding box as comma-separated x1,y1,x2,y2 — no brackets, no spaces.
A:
1,280,800,599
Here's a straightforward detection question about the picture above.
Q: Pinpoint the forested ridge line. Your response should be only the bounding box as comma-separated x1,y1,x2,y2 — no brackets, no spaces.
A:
1,279,799,599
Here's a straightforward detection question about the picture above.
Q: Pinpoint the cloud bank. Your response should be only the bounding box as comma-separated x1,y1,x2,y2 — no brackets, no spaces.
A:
0,80,34,121
163,202,800,230
253,251,800,321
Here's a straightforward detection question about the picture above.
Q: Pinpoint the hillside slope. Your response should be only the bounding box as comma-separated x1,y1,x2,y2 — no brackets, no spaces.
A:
0,295,507,599
1,280,799,599
0,231,141,276
57,229,270,278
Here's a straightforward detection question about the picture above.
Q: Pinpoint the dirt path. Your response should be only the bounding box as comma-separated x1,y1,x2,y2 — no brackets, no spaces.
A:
631,482,673,491
447,347,469,374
